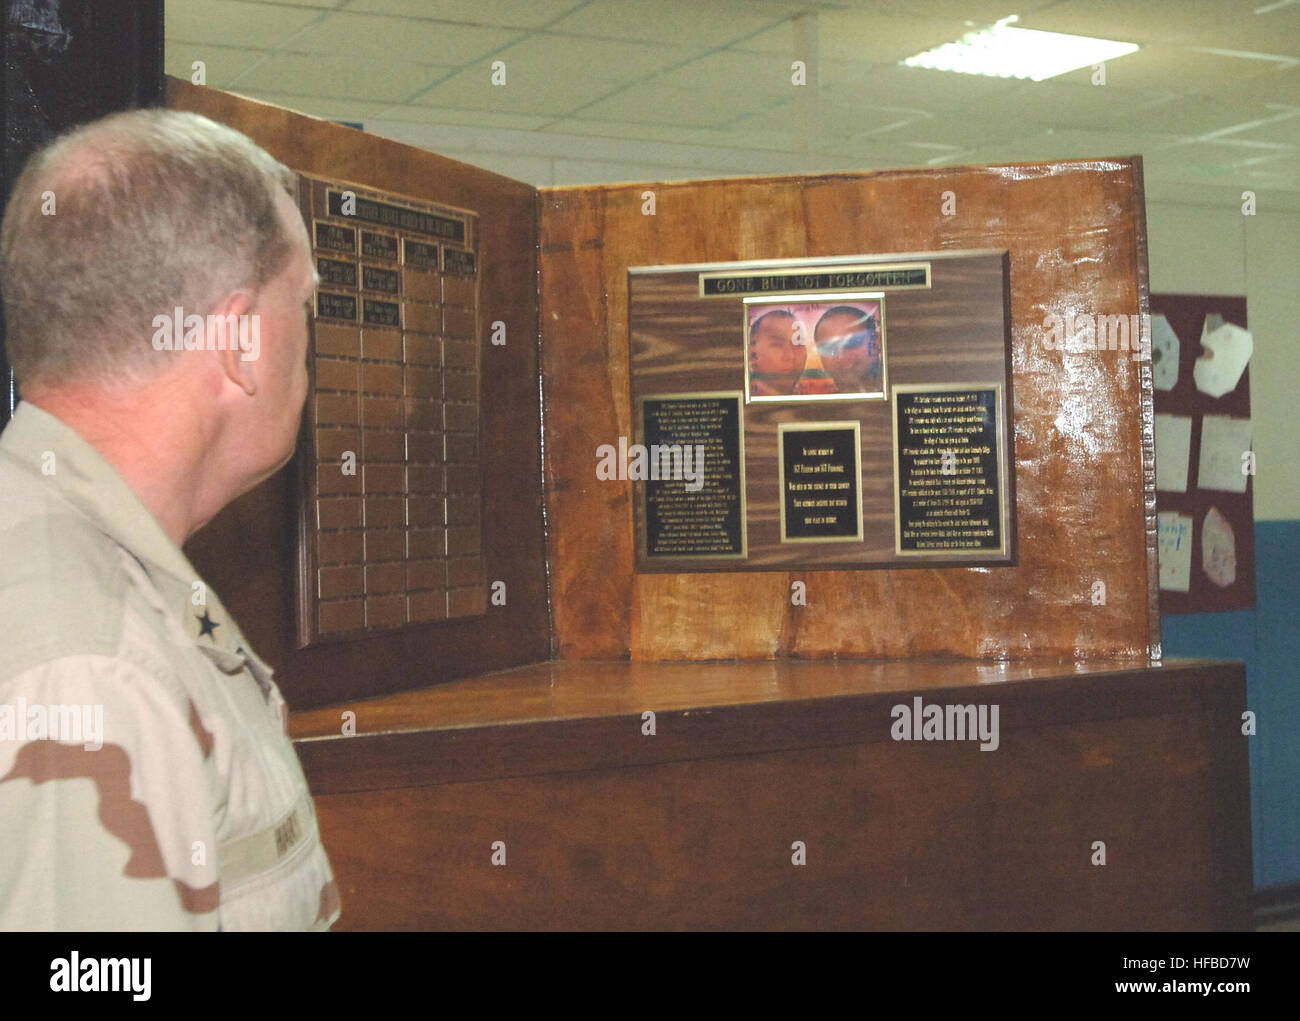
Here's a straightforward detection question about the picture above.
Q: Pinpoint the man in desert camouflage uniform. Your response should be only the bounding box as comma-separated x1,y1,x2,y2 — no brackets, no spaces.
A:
0,109,339,930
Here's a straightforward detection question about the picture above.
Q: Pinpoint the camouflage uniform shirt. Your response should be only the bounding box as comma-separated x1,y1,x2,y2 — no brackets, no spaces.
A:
0,401,340,930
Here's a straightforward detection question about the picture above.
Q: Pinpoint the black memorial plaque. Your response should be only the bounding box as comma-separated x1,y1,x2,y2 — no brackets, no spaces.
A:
779,424,863,542
362,298,401,328
642,393,745,558
316,291,357,322
443,248,477,277
894,385,1004,554
317,257,357,288
404,240,440,269
314,222,355,254
361,265,400,295
361,230,399,261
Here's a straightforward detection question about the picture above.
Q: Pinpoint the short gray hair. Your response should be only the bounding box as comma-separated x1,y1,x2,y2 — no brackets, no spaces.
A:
1,108,296,388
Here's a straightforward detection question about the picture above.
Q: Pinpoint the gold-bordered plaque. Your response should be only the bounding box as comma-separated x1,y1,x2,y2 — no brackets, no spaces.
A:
313,220,356,255
317,256,357,289
743,291,887,404
699,261,930,298
316,291,357,322
892,382,1008,557
777,421,864,544
360,263,400,295
635,390,748,561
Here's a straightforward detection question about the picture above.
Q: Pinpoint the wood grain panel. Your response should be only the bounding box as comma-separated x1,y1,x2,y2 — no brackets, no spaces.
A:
168,78,548,708
540,160,1156,661
294,658,1250,930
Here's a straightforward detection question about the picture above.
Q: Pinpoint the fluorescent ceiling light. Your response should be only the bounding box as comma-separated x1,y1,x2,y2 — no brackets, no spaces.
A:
902,16,1139,82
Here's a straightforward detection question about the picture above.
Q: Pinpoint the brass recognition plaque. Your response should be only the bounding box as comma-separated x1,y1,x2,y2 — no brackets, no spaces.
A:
628,252,1015,572
295,174,484,645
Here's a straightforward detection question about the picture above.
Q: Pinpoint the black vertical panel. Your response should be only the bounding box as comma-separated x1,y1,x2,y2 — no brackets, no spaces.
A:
1,0,164,423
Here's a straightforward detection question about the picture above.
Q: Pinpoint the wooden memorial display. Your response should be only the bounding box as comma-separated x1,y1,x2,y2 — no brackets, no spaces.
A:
166,78,1251,930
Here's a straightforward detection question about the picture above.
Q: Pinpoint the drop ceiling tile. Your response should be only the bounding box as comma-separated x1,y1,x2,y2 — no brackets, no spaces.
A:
1042,44,1291,94
163,42,264,84
650,49,837,102
412,66,620,116
1160,141,1273,172
977,128,1182,164
165,0,326,49
288,10,522,64
717,97,803,130
1020,0,1300,54
802,99,937,141
731,10,971,66
817,11,977,64
546,0,789,46
847,1,1059,22
1209,68,1300,109
865,112,1052,148
234,0,340,6
814,134,953,165
569,81,770,128
542,118,686,142
700,127,812,154
1107,96,1261,138
231,52,443,104
729,20,798,56
344,0,585,29
987,78,1182,131
377,106,556,130
824,64,1019,112
544,119,797,154
486,34,682,84
1222,110,1300,146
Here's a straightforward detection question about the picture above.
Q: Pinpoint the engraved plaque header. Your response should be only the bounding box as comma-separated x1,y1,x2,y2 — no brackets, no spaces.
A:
327,188,465,242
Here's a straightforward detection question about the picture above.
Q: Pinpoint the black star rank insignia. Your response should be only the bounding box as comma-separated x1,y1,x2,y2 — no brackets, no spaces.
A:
197,610,220,638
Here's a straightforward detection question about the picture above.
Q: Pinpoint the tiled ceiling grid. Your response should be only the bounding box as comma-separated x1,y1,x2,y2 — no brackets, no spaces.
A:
165,0,1300,196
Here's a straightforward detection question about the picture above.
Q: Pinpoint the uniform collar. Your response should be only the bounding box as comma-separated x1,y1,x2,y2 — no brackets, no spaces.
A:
0,400,265,673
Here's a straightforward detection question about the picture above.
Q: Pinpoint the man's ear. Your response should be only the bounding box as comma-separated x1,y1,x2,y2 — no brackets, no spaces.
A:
211,291,258,395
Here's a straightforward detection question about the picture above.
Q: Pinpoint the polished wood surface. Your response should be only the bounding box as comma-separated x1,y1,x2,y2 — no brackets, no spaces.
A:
292,658,1251,930
540,160,1157,661
167,79,548,708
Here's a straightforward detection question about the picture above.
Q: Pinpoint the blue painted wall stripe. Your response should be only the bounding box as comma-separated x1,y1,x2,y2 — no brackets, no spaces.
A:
1161,519,1300,890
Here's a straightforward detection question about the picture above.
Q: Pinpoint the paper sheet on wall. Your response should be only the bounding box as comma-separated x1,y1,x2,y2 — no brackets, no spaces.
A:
1158,511,1193,592
1202,506,1237,587
1198,415,1253,493
1194,317,1253,398
1154,413,1192,493
1150,314,1180,391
